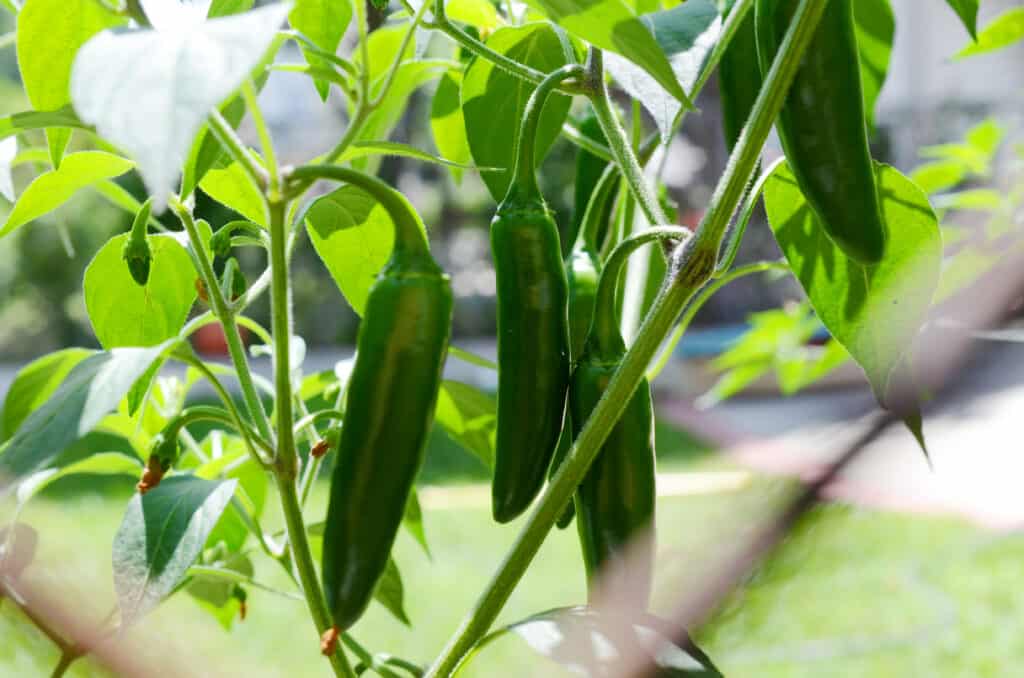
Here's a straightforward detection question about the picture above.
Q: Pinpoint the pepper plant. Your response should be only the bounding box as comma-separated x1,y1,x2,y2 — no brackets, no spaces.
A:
0,0,1020,676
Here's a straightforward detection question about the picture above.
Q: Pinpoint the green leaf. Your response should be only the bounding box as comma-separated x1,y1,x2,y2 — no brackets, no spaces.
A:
186,553,253,630
209,0,255,16
360,23,417,85
113,475,238,624
698,361,771,409
290,0,351,52
473,607,722,676
304,184,426,315
434,380,496,469
934,246,1001,304
373,556,411,626
605,0,720,142
854,0,894,135
341,140,486,171
194,435,269,554
70,3,291,211
933,188,1003,212
430,71,472,184
700,304,830,405
448,345,497,370
910,161,966,195
523,0,691,106
180,77,264,199
290,0,352,99
764,162,941,403
403,489,430,557
0,151,134,237
956,7,1024,59
1,348,94,442
445,0,502,30
91,180,165,231
358,59,452,159
199,161,268,225
0,107,90,143
15,0,123,167
84,234,197,349
944,0,979,40
15,452,142,508
966,118,1004,157
0,343,172,493
461,23,572,200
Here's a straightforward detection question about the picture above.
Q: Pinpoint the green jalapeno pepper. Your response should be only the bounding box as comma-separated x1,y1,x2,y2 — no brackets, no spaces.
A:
490,65,583,523
290,165,453,631
571,226,687,603
755,0,885,264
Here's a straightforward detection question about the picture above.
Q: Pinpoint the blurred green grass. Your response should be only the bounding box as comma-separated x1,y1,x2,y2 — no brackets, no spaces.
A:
3,421,1023,677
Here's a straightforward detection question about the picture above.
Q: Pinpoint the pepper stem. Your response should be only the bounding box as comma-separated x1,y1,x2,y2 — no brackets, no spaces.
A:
574,134,661,256
508,64,585,201
590,226,691,359
287,165,433,264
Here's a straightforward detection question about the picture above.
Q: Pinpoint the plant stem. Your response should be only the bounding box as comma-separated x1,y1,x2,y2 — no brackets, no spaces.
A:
425,2,825,674
174,203,274,443
208,111,268,193
585,48,669,229
50,650,80,678
267,197,354,676
560,121,614,163
276,474,356,678
241,80,280,196
268,200,298,475
510,65,585,198
370,0,431,109
432,0,542,84
591,226,691,358
354,0,371,102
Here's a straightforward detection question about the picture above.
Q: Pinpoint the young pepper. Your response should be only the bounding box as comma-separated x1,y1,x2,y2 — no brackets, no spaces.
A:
490,65,582,523
571,226,688,604
289,165,453,631
122,198,153,286
755,0,885,264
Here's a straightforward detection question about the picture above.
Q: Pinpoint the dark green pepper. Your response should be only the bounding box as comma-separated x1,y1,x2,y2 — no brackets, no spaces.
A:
122,198,153,286
719,0,762,153
755,0,885,264
571,226,686,603
290,165,453,631
491,65,582,523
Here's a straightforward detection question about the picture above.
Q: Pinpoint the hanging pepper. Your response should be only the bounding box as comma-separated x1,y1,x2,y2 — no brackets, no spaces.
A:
289,165,453,631
490,65,583,523
571,226,688,603
550,134,660,529
755,0,885,264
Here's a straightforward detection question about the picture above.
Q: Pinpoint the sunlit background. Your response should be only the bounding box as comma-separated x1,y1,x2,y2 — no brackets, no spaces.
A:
2,1,1024,676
